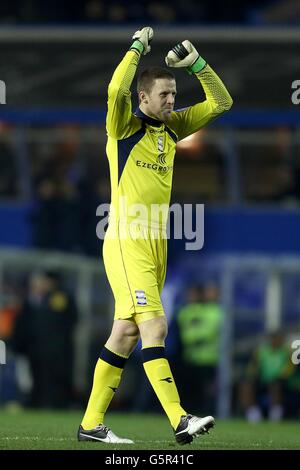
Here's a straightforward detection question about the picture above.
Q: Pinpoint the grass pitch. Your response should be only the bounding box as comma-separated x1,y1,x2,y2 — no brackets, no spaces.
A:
0,409,299,450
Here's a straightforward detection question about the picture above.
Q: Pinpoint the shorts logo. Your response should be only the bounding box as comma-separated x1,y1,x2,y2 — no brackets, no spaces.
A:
135,290,147,306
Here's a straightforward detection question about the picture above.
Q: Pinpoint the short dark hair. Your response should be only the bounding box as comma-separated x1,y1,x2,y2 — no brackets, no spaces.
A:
137,67,175,95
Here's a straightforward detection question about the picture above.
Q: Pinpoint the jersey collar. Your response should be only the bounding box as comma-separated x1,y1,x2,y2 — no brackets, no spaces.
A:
135,107,163,127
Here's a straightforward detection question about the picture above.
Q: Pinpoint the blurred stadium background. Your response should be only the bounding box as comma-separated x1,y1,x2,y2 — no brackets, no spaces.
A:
0,0,300,428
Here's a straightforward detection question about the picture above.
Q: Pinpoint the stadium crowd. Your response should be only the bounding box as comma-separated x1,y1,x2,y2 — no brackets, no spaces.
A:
1,122,300,257
0,0,298,25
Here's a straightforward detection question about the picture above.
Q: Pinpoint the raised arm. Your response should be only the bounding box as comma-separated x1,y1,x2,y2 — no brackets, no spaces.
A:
106,27,153,139
165,40,233,141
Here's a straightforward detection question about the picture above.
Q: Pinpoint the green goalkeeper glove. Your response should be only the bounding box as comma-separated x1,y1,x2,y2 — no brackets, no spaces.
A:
165,40,206,75
130,26,154,55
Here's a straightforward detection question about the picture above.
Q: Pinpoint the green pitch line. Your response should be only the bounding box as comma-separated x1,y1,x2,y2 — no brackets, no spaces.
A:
0,410,299,450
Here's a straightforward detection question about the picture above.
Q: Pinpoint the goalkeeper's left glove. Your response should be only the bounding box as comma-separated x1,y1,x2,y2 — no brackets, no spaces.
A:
130,26,153,55
165,40,206,75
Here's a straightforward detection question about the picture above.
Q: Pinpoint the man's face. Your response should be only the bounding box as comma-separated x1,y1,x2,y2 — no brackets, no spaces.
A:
140,78,177,122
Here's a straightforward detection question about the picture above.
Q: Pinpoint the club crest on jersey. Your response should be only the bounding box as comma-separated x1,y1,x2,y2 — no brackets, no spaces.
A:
135,290,147,306
157,153,166,165
157,136,164,152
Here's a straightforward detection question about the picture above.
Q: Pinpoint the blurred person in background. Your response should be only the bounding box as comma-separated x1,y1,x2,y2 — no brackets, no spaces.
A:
0,284,20,407
0,124,19,199
31,127,81,253
174,283,223,415
284,348,300,418
12,270,78,409
78,26,232,445
249,0,300,24
238,331,295,422
271,163,300,206
78,152,111,257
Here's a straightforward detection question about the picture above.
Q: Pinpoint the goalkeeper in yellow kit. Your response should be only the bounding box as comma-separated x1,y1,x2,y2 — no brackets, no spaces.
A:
78,27,233,445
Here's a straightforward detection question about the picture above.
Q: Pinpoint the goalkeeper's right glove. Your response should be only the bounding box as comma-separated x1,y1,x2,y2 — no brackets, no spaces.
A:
165,40,206,75
130,27,153,56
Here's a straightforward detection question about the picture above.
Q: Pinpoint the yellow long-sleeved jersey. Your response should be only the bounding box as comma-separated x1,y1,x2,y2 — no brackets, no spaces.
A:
106,50,232,229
